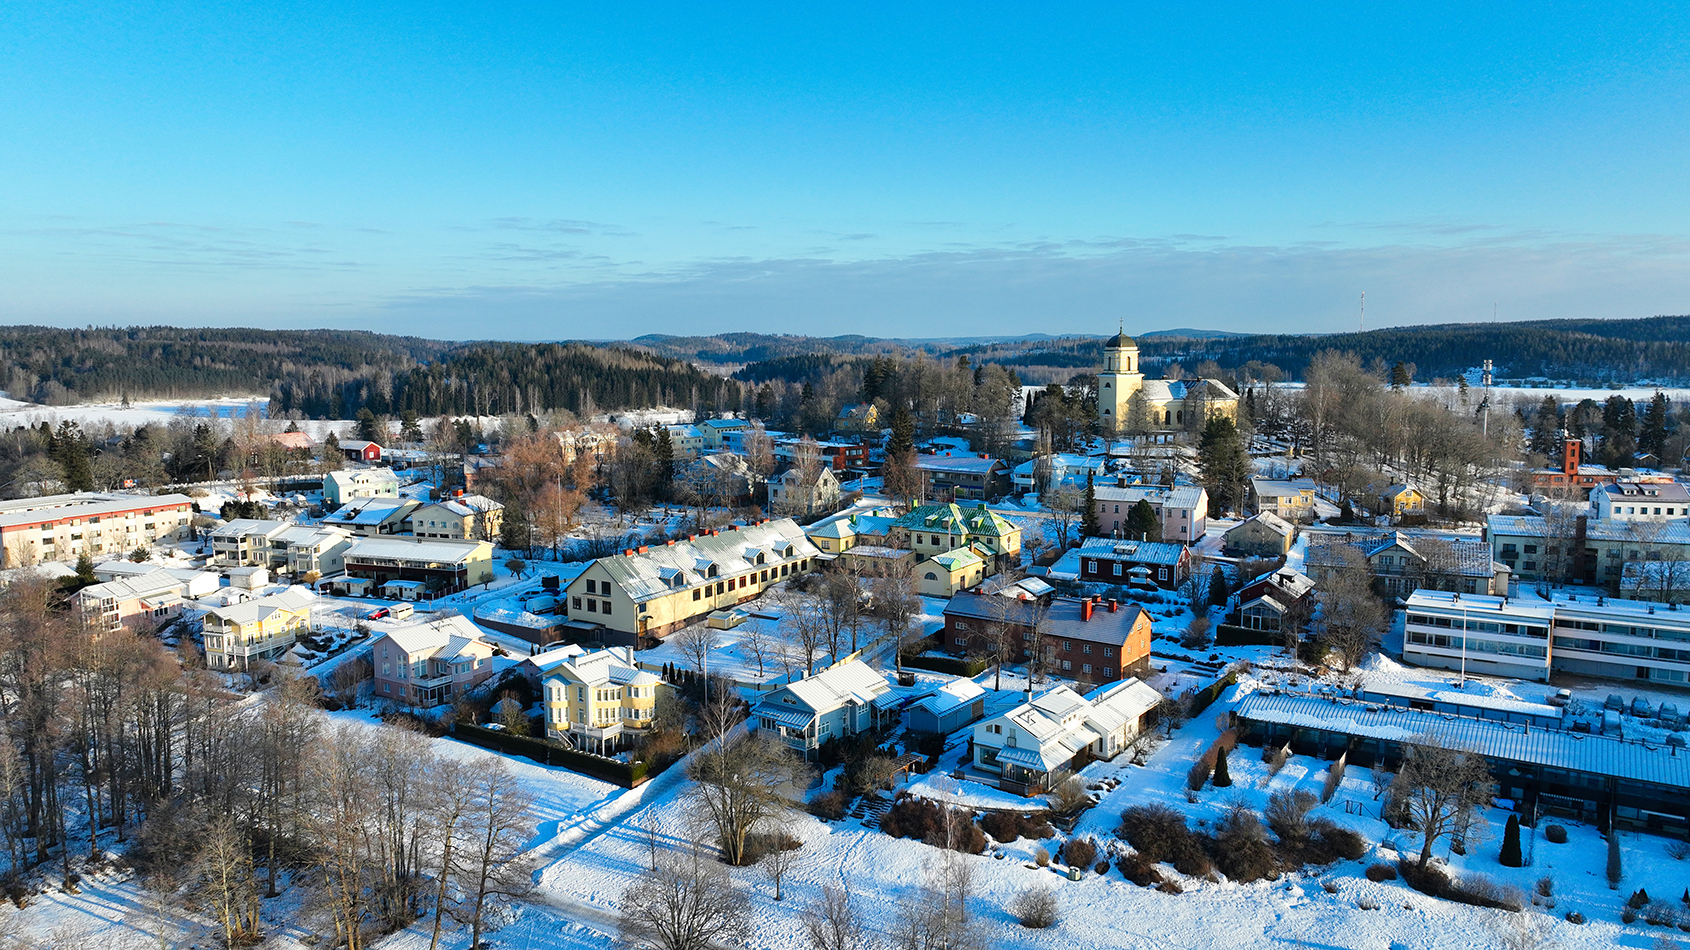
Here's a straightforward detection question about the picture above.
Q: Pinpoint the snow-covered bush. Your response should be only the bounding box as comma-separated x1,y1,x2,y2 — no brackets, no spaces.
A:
1011,887,1059,929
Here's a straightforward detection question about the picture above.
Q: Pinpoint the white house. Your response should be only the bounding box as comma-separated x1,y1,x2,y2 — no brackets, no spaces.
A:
971,679,1160,794
752,659,893,759
324,468,401,507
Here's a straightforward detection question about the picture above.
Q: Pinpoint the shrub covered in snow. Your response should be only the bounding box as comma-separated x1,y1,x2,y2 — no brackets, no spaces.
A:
1011,886,1060,929
979,811,1054,843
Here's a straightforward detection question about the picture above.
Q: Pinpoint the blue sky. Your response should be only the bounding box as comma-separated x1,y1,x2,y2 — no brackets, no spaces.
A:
3,3,1688,340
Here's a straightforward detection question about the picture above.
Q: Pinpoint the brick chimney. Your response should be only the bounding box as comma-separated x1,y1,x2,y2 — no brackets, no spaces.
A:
1109,599,1118,613
637,545,648,554
1081,599,1093,622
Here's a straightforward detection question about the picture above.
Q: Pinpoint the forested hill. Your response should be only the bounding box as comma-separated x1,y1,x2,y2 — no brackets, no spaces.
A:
0,327,728,420
268,343,728,419
1130,315,1690,381
0,326,450,405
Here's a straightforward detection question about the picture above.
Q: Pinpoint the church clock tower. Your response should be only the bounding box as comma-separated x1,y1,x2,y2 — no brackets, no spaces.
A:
1097,329,1143,433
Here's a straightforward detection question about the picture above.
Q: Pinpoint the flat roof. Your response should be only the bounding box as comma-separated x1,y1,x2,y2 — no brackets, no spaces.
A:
0,492,192,529
1239,692,1689,789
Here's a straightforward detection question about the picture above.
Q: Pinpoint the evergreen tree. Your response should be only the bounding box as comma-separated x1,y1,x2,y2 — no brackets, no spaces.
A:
400,410,423,442
1527,395,1563,458
1640,391,1670,459
74,553,95,582
1212,746,1232,787
1081,473,1100,538
1208,565,1230,607
1197,415,1251,514
886,407,916,458
1599,395,1638,467
1124,500,1161,542
652,427,675,497
1389,361,1412,389
1499,813,1523,867
355,407,380,443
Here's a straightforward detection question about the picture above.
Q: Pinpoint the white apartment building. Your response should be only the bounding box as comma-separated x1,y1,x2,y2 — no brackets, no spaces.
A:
1593,481,1690,522
1404,588,1690,685
0,492,194,567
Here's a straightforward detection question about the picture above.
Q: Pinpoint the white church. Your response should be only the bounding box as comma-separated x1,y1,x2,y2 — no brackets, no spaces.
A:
1096,330,1239,434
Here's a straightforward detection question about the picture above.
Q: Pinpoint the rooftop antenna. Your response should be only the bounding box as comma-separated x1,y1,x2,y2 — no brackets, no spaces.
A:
1359,291,1365,332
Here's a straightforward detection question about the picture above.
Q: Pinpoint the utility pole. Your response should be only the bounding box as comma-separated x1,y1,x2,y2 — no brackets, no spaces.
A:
1359,291,1365,332
1481,359,1494,439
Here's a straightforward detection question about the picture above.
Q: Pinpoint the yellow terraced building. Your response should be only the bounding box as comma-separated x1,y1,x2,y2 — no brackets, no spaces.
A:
540,646,666,754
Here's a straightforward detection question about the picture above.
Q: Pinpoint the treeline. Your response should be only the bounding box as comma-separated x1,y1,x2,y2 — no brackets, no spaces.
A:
0,326,449,405
996,316,1690,383
0,579,534,949
268,343,732,419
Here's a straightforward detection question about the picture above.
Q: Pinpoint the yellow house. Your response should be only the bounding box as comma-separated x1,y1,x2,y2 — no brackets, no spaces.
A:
567,518,819,638
410,492,505,541
201,587,316,670
895,503,1023,570
916,545,989,597
803,508,900,555
540,646,666,754
1377,483,1427,519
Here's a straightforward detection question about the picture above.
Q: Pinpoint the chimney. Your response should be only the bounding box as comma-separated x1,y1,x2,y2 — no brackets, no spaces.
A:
1117,475,1127,487
1109,599,1118,613
1081,599,1093,622
637,545,648,554
623,549,634,556
979,452,987,458
665,539,674,546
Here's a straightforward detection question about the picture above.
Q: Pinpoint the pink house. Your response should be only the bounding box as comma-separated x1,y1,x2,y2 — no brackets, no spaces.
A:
371,615,498,707
75,569,194,634
1092,482,1209,545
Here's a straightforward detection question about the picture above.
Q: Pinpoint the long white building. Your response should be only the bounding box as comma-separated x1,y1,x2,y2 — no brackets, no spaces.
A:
1404,588,1690,685
0,492,194,567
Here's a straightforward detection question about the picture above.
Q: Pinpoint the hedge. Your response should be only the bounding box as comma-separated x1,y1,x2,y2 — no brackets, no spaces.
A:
450,722,655,787
1187,670,1239,716
1214,624,1281,647
899,655,989,677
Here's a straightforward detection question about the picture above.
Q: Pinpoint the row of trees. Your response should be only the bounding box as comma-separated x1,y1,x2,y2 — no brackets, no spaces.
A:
0,578,532,949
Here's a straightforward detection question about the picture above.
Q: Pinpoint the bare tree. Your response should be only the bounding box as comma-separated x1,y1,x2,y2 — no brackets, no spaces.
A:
1391,735,1495,868
760,816,800,901
686,732,804,866
190,816,263,949
776,588,827,676
426,758,475,950
893,828,985,950
804,883,877,950
673,624,721,704
1042,483,1084,552
1314,546,1388,670
456,760,534,950
619,850,754,950
739,621,772,678
867,558,920,671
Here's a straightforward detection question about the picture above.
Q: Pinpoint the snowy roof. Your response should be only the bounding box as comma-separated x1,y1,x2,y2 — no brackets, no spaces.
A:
911,677,986,718
1250,477,1318,499
984,680,1160,770
202,587,316,626
1487,514,1690,545
345,536,492,566
540,645,659,689
1237,693,1688,788
327,496,418,526
928,546,986,571
1357,682,1562,720
895,503,1019,537
338,439,381,452
420,494,504,517
325,469,399,490
77,569,185,603
1092,483,1206,509
1598,481,1690,502
913,454,1003,475
1076,536,1186,566
760,659,891,719
701,418,746,430
1402,589,1556,620
592,519,817,603
209,518,291,540
376,615,493,662
1228,511,1295,539
0,491,193,529
1307,533,1495,578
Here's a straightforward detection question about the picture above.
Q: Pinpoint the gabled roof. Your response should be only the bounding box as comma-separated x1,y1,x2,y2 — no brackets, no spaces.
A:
592,519,818,602
983,679,1161,770
540,645,659,689
203,587,316,625
377,615,493,662
1075,536,1186,566
1093,483,1207,509
894,503,1019,537
326,468,399,489
210,518,291,540
328,496,419,526
911,677,986,718
419,494,504,517
913,454,1003,475
1227,511,1295,538
765,659,891,716
78,569,185,603
345,536,492,565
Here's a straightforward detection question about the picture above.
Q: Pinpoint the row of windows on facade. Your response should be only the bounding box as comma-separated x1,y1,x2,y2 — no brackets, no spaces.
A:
1102,504,1188,517
1086,560,1171,580
547,684,654,701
